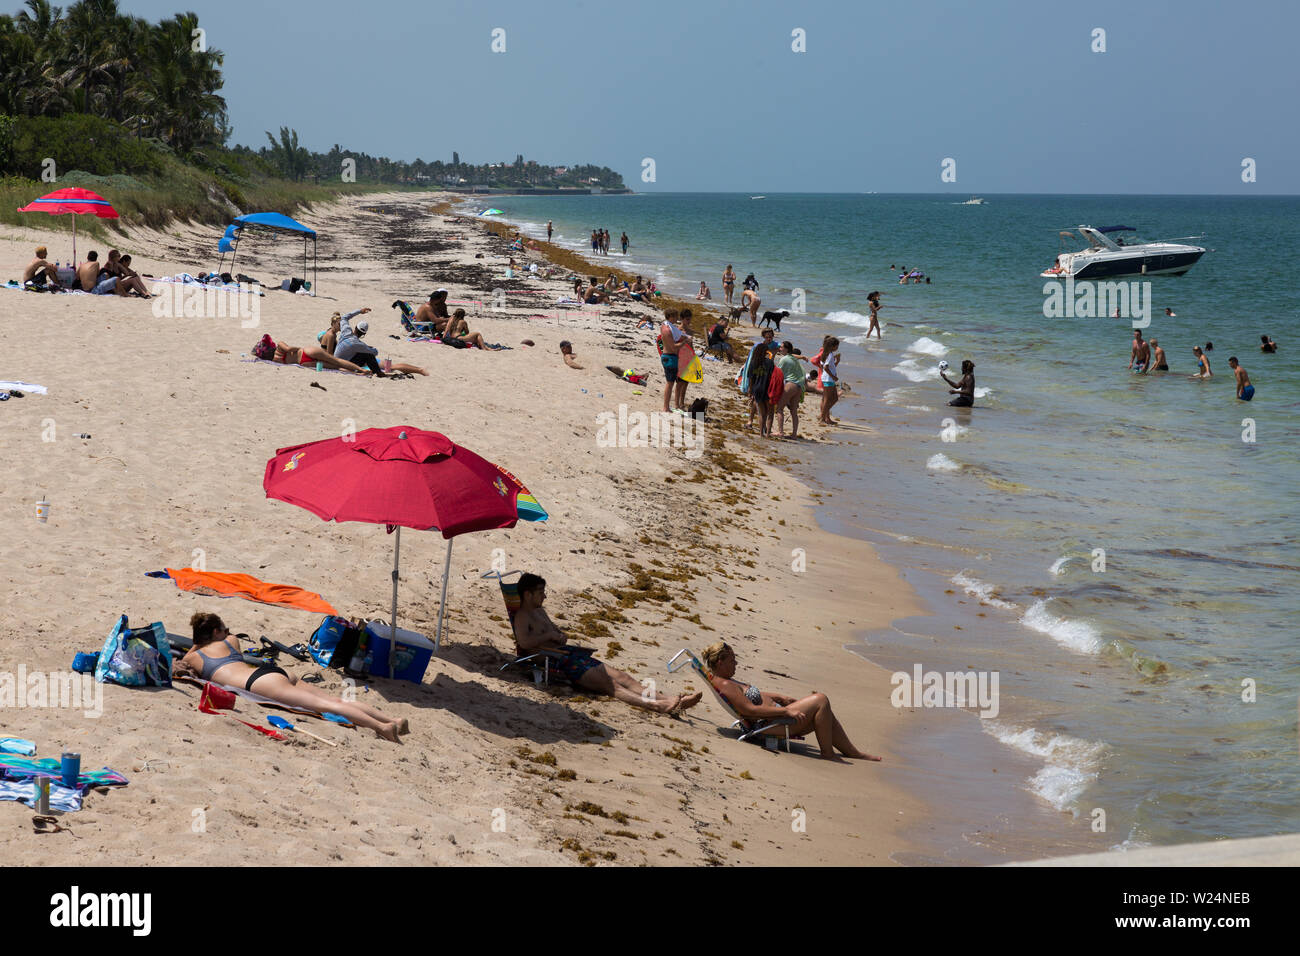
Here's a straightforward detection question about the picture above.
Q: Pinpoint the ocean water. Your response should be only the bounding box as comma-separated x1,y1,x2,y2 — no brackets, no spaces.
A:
475,193,1300,855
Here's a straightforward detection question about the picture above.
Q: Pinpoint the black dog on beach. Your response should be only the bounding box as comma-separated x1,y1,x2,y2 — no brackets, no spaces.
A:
759,310,790,331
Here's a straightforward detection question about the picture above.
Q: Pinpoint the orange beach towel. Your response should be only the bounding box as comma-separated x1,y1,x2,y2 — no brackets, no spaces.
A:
164,568,337,615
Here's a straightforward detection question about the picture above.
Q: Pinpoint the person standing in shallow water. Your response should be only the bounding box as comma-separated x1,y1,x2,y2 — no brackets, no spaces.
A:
941,359,976,407
546,220,553,241
1228,357,1254,401
1129,329,1150,373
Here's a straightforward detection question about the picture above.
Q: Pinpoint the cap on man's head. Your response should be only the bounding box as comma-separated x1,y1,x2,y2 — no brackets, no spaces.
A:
356,320,369,335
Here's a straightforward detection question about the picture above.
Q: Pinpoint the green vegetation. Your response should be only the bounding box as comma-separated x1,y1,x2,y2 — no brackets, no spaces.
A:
0,0,626,235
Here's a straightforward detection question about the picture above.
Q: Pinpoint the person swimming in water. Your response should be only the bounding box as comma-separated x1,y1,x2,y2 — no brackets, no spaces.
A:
1260,334,1278,353
1228,357,1254,401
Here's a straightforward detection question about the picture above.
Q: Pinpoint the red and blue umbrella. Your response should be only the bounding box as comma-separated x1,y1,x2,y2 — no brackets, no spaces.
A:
17,188,119,264
263,426,547,657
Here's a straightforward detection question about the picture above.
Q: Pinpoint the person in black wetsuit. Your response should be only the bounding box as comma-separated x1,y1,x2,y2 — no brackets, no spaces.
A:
941,359,976,407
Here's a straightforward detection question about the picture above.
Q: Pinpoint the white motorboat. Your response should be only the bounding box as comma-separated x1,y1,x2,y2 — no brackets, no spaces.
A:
1042,225,1206,279
961,196,987,205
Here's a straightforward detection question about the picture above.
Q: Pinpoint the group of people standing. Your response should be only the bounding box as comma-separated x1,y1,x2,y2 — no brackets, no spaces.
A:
589,229,629,256
1129,329,1270,401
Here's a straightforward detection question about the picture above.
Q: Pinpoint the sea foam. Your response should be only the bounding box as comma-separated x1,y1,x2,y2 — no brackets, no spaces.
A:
985,722,1106,812
1020,599,1105,654
951,571,1018,611
905,336,949,357
893,358,941,382
824,309,872,329
926,453,961,472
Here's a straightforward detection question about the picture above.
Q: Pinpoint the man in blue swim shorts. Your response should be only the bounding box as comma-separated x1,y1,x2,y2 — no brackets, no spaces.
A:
512,573,702,714
1228,357,1255,400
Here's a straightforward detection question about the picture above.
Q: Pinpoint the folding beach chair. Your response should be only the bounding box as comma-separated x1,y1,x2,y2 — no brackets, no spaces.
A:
667,648,796,752
483,569,568,686
391,299,436,337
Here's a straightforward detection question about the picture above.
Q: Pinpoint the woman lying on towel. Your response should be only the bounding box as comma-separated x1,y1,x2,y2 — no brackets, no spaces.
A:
250,334,370,374
701,641,881,761
173,613,408,742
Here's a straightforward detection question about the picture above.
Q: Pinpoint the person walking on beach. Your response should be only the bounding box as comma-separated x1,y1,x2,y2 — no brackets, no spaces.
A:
591,230,599,253
1129,329,1151,373
775,341,807,438
744,329,779,429
1228,357,1255,401
866,291,883,339
1149,339,1168,371
546,220,553,242
674,309,697,412
940,359,976,407
1190,345,1212,379
621,232,629,255
658,308,686,413
722,265,736,305
817,335,842,425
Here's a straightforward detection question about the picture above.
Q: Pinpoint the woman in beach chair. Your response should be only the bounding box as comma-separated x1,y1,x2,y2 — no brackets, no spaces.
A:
514,573,702,715
701,642,881,761
173,613,408,742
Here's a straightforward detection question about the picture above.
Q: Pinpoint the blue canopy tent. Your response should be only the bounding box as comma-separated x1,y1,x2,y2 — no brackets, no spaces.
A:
218,212,318,294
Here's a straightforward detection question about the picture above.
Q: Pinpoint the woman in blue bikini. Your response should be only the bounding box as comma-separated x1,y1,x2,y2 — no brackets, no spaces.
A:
702,641,881,761
513,574,702,715
174,613,408,742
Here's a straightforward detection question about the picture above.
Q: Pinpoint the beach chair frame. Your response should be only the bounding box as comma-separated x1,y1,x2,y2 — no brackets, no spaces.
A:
482,569,567,686
392,300,436,337
667,648,794,752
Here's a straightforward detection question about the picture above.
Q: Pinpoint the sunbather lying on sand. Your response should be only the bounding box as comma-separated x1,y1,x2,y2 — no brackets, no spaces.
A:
173,613,408,742
701,641,881,761
514,573,702,715
251,334,370,373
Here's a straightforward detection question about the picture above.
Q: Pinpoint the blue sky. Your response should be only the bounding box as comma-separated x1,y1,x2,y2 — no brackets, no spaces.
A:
120,0,1299,193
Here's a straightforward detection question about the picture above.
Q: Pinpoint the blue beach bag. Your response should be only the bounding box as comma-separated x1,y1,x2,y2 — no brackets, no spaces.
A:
95,615,172,687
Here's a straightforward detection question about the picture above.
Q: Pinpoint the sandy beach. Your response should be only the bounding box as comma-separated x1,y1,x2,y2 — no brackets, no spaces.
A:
0,191,947,865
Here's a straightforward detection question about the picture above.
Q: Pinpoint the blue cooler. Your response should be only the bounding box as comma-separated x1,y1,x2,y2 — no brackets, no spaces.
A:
365,623,435,683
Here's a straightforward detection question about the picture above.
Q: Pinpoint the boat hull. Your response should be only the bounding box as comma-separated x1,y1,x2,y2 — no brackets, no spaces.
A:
1074,249,1203,279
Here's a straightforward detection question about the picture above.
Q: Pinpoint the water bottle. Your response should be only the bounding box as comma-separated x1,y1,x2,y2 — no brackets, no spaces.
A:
348,633,367,672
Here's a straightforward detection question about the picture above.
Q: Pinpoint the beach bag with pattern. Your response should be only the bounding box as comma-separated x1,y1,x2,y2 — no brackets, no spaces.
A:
95,615,172,687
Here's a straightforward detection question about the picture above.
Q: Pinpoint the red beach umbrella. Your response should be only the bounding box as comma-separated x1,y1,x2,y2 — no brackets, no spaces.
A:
263,426,548,659
17,187,120,264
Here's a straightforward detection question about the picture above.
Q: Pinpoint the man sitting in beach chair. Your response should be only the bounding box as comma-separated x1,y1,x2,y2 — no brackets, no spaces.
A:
509,572,702,715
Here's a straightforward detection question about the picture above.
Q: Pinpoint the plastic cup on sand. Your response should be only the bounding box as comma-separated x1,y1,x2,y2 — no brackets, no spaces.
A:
36,498,49,523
